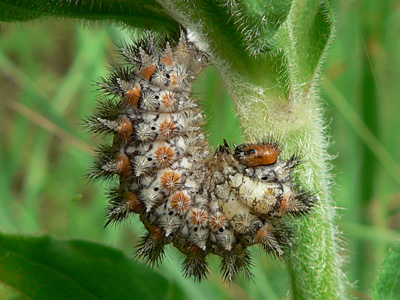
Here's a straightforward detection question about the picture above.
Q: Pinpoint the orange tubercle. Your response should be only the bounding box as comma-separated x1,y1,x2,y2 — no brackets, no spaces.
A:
170,191,190,212
118,118,134,140
190,208,208,226
161,171,181,191
170,74,178,86
117,154,132,177
161,93,176,109
141,65,157,81
159,120,177,138
254,224,273,243
148,225,165,240
279,194,290,215
210,212,226,231
162,55,174,67
125,192,144,213
125,85,142,107
155,146,176,167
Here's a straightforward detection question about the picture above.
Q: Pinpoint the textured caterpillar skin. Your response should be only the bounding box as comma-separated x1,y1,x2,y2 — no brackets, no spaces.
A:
86,31,316,282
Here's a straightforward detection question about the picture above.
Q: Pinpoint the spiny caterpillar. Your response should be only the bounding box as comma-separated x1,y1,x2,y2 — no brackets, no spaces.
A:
86,31,316,282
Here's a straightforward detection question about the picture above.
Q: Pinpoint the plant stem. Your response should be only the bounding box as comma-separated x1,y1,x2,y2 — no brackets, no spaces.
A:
156,0,348,297
224,77,346,299
155,0,347,300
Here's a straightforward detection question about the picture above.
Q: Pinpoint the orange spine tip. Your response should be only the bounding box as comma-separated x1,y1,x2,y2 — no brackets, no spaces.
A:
118,118,134,139
142,65,157,81
126,86,142,107
190,209,208,226
254,224,273,243
161,171,181,191
125,192,144,213
162,55,174,67
210,213,226,230
155,146,176,167
170,192,190,212
161,93,176,108
170,74,178,86
117,155,132,177
159,120,177,138
279,194,290,215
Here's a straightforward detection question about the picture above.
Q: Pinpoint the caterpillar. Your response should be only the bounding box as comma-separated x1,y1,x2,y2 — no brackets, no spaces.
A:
86,30,316,282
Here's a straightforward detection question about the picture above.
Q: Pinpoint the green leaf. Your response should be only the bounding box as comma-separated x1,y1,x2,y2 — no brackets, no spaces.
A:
275,0,333,98
0,233,174,300
373,241,400,300
229,0,292,55
0,0,179,33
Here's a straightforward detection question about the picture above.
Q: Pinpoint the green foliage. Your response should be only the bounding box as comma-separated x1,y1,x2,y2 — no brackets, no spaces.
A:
373,241,400,300
0,232,174,300
0,0,179,32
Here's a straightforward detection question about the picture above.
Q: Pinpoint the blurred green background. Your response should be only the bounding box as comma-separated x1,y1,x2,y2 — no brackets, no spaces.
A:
0,1,399,299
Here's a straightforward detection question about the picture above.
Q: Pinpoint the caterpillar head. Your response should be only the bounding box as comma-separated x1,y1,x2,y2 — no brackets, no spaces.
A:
234,142,281,167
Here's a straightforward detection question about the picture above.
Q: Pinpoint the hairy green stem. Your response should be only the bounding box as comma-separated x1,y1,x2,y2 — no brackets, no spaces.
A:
157,0,348,298
224,78,345,299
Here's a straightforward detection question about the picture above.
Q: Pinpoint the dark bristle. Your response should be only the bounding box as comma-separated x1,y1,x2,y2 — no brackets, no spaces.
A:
259,229,284,258
285,153,302,169
182,253,209,282
220,250,253,283
139,31,158,56
118,31,169,65
258,224,294,258
84,116,116,136
258,136,284,153
138,30,169,55
107,186,124,206
288,191,317,216
95,98,126,119
215,139,232,156
273,225,294,251
135,233,166,267
108,62,133,82
87,144,119,182
118,40,141,64
104,187,128,227
95,144,117,157
97,63,132,96
83,98,126,136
